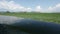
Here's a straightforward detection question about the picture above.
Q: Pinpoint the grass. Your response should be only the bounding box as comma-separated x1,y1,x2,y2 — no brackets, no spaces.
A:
0,12,60,23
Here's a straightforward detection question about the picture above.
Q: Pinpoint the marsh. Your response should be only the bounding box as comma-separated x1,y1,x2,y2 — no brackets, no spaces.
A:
0,16,60,34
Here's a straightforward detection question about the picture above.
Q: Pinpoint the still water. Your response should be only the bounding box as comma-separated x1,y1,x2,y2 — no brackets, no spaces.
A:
0,15,30,34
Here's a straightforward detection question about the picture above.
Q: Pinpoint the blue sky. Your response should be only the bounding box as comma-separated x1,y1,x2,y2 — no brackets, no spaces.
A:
14,0,60,8
0,0,60,13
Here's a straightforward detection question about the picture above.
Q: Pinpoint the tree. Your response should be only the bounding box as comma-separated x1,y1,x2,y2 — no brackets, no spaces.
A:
6,11,10,13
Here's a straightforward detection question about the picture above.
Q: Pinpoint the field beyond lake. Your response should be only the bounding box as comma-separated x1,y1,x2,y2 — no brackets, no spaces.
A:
0,12,60,23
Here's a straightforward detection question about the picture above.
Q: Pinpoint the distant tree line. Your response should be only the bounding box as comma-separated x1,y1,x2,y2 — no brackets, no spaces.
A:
6,11,10,13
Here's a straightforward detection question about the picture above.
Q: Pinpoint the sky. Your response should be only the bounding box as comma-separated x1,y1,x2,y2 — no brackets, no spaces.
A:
0,0,60,13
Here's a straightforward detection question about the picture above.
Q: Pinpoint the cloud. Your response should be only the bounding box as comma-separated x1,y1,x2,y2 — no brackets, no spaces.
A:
0,0,60,13
47,3,60,13
36,3,60,13
0,0,32,12
26,8,32,12
34,6,42,12
35,6,42,12
34,4,60,13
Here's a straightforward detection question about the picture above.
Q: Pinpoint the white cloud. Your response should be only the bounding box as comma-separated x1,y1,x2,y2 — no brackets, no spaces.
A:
56,4,60,7
0,0,60,13
0,0,32,12
47,3,60,13
34,6,42,12
26,8,32,12
34,4,60,13
35,6,42,11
